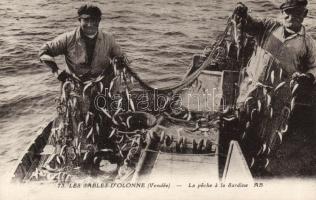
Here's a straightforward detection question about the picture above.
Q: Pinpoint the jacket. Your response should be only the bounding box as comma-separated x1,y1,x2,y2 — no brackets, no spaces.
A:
39,27,123,78
237,17,316,103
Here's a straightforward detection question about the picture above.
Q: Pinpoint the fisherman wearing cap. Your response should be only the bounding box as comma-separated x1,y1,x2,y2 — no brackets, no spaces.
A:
39,4,124,82
233,0,316,176
38,5,126,167
235,0,316,104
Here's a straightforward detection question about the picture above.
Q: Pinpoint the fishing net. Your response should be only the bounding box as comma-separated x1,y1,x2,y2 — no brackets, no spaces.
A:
25,14,316,183
25,16,257,183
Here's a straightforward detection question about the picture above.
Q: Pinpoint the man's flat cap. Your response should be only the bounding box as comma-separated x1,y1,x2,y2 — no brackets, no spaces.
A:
78,4,102,19
280,0,308,10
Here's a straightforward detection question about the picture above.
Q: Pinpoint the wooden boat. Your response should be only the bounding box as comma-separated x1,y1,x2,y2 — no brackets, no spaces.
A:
12,67,316,184
12,122,53,182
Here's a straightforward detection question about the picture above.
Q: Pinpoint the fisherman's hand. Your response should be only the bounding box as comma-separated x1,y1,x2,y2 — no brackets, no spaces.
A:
55,70,71,82
113,55,129,69
289,72,315,128
234,2,248,19
291,72,315,99
43,60,59,73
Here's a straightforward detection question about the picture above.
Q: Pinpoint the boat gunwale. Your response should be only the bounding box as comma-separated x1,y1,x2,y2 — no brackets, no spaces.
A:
10,121,53,182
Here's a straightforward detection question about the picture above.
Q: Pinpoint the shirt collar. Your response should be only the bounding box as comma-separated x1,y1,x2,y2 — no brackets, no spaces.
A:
284,25,305,36
282,25,305,41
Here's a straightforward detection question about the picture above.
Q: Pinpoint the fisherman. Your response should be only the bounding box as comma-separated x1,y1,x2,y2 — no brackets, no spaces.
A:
232,0,316,176
39,4,124,82
234,0,316,105
38,4,127,169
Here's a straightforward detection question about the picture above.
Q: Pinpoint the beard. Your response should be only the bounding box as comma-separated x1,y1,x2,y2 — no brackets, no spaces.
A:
283,19,302,32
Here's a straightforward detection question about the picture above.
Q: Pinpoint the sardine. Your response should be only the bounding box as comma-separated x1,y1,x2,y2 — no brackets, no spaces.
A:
281,124,288,134
60,145,67,156
109,129,116,139
99,82,104,93
266,94,271,108
113,63,117,75
83,81,93,99
256,146,262,156
100,149,113,152
117,135,124,144
250,157,255,168
100,107,112,118
129,98,136,112
117,98,123,109
160,131,165,143
244,96,253,106
96,123,100,135
270,70,275,84
85,112,92,125
77,121,84,134
277,131,283,143
86,127,93,139
56,155,62,165
241,131,246,140
264,159,270,169
93,156,99,164
251,109,257,121
245,121,250,129
291,97,296,111
121,143,127,151
83,152,90,161
290,79,295,89
257,100,262,112
274,81,286,92
291,83,299,96
126,116,133,128
112,117,119,126
222,116,236,121
266,147,271,155
262,143,267,154
186,111,192,121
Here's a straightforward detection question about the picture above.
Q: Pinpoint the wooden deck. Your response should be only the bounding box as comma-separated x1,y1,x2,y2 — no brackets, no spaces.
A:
148,153,219,181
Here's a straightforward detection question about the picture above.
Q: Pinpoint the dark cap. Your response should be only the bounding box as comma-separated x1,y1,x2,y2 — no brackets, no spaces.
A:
280,0,308,10
78,4,102,20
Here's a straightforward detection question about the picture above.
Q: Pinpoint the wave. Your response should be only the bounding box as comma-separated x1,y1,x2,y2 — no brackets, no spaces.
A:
0,93,55,118
163,31,187,37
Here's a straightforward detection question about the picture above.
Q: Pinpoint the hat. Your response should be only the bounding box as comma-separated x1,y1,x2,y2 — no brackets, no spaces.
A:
78,4,102,20
280,0,308,10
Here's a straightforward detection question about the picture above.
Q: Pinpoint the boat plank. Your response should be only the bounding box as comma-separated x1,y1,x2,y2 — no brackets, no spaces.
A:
149,153,219,181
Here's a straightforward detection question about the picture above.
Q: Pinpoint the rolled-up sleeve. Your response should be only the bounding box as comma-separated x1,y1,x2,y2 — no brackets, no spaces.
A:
39,33,68,62
306,35,316,77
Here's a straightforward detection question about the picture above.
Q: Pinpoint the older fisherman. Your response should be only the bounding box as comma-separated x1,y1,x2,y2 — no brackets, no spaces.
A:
39,4,124,82
235,0,316,104
233,0,316,177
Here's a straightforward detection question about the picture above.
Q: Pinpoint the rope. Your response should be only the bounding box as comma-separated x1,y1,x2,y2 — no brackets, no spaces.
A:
119,19,233,95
